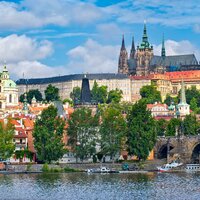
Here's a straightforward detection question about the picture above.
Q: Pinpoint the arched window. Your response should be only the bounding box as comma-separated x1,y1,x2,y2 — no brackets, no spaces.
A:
9,94,12,103
0,102,2,109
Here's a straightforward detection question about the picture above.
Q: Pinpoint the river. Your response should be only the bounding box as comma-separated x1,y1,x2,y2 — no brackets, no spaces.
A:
0,172,199,200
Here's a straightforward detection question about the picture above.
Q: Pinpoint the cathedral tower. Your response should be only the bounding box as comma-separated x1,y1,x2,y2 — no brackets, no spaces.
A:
135,22,153,76
118,35,129,74
130,36,136,59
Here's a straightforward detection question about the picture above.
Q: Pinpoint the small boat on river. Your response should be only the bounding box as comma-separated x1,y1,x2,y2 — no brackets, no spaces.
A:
87,167,118,173
185,164,200,172
157,160,183,172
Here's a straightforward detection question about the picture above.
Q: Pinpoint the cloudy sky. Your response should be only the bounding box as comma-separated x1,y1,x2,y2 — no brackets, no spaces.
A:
1,0,200,79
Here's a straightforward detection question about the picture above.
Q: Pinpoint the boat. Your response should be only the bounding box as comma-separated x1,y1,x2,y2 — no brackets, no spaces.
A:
185,164,200,172
87,166,118,173
157,160,183,172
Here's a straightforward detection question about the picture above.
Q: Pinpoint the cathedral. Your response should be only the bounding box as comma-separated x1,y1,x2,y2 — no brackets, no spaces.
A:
118,23,199,76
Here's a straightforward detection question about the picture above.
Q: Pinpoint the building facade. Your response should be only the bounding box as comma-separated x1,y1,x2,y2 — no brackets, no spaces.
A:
118,23,199,76
16,73,132,102
0,65,18,112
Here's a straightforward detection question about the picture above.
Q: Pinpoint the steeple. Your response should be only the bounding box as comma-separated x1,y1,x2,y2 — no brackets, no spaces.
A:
180,79,186,104
161,33,166,58
142,21,148,43
23,93,29,114
130,36,136,59
121,34,126,50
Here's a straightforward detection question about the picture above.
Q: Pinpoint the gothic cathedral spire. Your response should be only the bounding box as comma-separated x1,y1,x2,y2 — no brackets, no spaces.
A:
118,35,129,74
130,36,135,59
161,33,166,58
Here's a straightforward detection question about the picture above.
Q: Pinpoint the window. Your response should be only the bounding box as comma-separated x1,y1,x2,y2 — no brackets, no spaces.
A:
0,102,2,109
9,94,12,103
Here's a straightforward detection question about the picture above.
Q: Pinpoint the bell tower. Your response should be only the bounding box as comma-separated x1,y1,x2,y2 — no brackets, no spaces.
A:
135,22,153,76
118,35,129,74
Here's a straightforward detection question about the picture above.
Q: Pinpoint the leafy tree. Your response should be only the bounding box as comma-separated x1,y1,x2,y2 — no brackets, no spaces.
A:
107,89,123,104
45,84,60,102
33,105,66,163
99,104,126,162
70,87,81,104
164,94,178,106
183,114,200,135
91,81,108,104
0,120,15,160
20,89,43,104
63,98,74,107
67,107,99,162
190,97,199,113
140,85,162,104
156,119,168,136
126,100,157,161
165,118,181,136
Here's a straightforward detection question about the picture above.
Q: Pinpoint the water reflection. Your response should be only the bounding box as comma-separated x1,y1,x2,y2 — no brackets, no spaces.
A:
0,172,199,200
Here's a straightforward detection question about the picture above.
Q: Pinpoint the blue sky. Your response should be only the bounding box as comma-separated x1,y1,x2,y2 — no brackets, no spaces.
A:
0,0,200,79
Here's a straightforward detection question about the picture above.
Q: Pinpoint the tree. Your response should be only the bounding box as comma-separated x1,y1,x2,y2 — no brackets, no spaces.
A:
20,89,43,104
140,85,162,104
33,105,66,163
67,107,99,162
99,104,126,162
70,87,81,104
63,98,74,107
165,118,181,136
156,119,168,136
126,100,157,161
0,120,15,160
164,94,178,106
91,81,108,104
183,114,200,135
107,89,123,104
190,97,199,113
45,84,60,102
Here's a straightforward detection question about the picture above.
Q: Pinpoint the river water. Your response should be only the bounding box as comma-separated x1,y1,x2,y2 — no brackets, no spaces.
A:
0,172,199,200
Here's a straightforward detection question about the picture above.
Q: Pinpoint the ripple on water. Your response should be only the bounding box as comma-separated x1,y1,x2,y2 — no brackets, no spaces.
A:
0,172,200,200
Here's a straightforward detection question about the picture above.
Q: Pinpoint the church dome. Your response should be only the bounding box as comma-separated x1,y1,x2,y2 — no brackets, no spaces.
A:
3,79,17,88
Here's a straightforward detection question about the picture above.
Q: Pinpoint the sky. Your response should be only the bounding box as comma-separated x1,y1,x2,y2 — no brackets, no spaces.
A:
0,0,200,80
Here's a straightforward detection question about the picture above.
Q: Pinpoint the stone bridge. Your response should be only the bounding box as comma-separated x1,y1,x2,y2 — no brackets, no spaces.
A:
154,135,200,164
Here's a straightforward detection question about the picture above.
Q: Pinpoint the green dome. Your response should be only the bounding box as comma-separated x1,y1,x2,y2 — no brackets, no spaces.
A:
3,79,17,88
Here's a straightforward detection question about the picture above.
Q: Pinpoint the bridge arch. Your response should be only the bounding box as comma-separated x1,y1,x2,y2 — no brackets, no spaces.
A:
157,144,174,159
191,143,200,164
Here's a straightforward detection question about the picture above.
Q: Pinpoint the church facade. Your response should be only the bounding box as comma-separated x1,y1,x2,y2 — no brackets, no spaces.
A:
0,65,18,111
118,23,199,76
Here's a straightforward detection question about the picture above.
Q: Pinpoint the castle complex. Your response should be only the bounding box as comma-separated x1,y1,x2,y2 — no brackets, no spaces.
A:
118,23,199,76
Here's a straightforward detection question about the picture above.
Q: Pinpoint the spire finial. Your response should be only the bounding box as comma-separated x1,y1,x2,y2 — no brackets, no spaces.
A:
161,33,166,57
121,34,126,50
130,35,136,59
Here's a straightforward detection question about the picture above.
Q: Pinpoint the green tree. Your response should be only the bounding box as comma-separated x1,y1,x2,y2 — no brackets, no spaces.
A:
20,89,43,104
165,118,181,136
33,105,66,163
67,107,99,162
70,87,81,104
183,114,200,135
107,89,123,104
190,97,199,113
140,85,162,104
156,119,168,136
91,81,108,104
126,100,157,161
164,94,178,106
99,104,126,162
63,98,74,107
0,120,15,160
45,84,60,102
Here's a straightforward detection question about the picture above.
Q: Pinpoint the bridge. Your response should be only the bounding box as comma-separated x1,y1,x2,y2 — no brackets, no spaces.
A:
154,135,200,164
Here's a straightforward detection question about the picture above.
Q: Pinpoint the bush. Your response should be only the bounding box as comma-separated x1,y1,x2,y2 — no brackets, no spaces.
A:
42,163,49,172
64,167,78,172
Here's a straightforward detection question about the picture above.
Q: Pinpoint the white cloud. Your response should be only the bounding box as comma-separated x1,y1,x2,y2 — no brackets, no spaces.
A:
0,34,53,63
9,61,68,79
154,40,200,60
0,0,103,29
67,39,119,74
